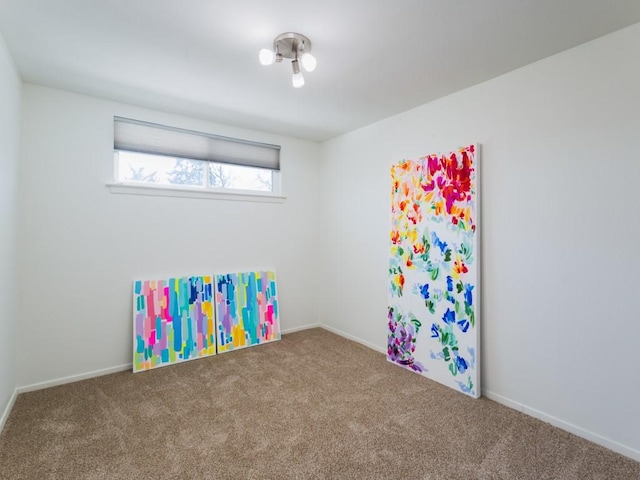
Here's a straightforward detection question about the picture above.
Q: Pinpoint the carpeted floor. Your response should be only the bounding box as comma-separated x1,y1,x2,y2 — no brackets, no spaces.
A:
0,328,638,479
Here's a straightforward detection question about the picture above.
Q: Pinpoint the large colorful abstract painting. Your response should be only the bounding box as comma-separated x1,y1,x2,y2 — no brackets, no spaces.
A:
133,276,215,372
388,144,480,397
215,271,280,353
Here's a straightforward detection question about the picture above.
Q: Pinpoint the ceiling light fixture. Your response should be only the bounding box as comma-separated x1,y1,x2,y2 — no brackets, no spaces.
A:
259,32,316,88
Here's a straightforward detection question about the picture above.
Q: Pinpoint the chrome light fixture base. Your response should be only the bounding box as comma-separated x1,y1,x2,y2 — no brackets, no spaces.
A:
273,32,311,60
259,32,316,88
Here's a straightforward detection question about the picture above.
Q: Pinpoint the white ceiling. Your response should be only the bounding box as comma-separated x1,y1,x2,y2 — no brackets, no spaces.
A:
1,1,640,142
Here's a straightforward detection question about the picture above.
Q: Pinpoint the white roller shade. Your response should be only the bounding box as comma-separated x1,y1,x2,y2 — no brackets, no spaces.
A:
114,117,280,170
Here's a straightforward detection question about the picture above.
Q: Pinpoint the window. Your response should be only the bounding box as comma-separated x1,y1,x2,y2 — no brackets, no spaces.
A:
111,117,281,197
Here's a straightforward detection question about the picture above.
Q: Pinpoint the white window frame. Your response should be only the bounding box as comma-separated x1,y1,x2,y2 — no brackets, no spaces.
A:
107,118,285,203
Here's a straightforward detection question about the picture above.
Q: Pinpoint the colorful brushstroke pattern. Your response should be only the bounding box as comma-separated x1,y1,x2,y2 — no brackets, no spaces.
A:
215,271,280,353
387,306,424,372
133,276,215,372
388,144,479,398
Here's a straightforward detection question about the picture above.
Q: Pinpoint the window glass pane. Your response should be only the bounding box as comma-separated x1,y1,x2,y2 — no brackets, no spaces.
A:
117,151,205,187
208,162,273,192
116,151,276,193
166,158,205,187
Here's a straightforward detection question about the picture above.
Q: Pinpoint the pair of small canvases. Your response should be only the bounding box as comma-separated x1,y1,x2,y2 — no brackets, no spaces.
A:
133,271,280,372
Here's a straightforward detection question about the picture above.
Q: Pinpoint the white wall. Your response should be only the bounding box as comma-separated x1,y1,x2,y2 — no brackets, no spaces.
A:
319,23,640,458
9,18,640,461
0,32,21,425
18,85,321,387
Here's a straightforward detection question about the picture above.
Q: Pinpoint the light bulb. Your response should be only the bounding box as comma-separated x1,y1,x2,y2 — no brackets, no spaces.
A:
292,72,305,88
259,48,275,66
301,53,317,72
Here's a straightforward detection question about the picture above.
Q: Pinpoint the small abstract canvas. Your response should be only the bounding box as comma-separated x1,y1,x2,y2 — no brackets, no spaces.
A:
215,271,280,353
388,144,480,397
133,276,215,372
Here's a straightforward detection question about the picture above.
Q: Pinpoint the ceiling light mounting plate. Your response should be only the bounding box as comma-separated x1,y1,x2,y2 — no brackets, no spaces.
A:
273,32,311,59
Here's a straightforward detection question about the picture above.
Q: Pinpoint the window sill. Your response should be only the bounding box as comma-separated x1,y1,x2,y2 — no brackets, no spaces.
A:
106,182,286,203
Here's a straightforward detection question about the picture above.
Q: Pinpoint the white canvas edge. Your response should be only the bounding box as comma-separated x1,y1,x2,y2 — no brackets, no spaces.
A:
473,143,481,398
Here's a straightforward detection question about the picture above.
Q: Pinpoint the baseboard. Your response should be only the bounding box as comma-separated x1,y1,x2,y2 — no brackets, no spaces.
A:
319,324,386,354
11,326,638,463
312,325,640,462
483,389,640,462
0,388,18,433
16,326,318,394
17,364,132,394
281,323,321,335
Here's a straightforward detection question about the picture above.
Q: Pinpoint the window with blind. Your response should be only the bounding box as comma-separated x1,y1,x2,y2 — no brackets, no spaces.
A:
113,117,281,195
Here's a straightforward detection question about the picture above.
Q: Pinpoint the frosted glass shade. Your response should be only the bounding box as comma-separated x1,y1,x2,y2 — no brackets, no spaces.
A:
301,53,317,72
292,72,305,88
259,48,275,66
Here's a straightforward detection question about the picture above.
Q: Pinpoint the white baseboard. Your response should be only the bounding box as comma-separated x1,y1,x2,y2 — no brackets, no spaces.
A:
9,324,638,463
311,325,640,462
281,323,321,335
17,364,132,394
482,389,640,462
16,325,320,394
0,388,18,433
319,324,386,354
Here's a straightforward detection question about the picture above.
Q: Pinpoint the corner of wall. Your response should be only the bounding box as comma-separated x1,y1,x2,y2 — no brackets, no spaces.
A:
0,28,22,432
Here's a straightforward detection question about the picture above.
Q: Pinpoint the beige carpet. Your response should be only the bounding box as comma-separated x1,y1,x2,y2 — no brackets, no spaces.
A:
0,328,638,479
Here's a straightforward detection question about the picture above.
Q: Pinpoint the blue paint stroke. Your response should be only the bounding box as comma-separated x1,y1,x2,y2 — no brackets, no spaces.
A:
455,355,468,374
468,347,476,369
442,308,456,325
431,231,448,255
431,323,439,338
430,350,444,360
464,283,474,307
446,276,453,292
456,380,473,395
457,318,470,333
